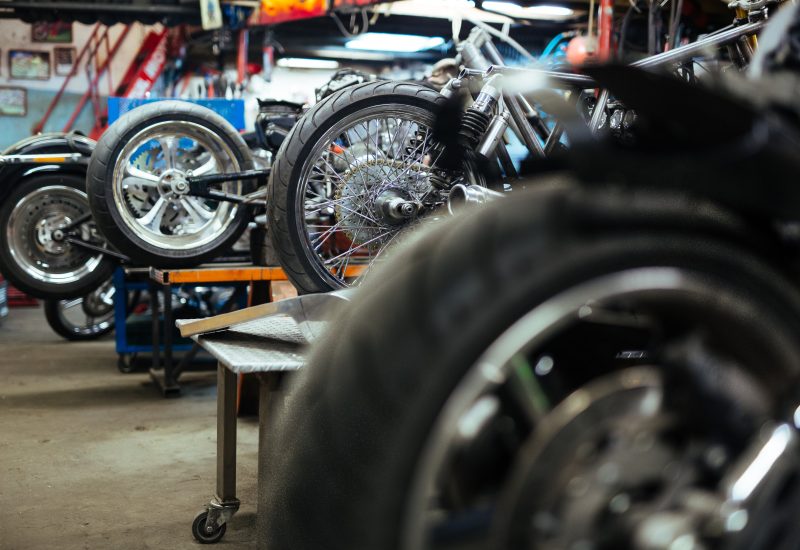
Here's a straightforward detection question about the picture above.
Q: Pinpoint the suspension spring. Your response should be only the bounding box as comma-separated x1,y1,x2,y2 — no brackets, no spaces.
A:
458,108,492,149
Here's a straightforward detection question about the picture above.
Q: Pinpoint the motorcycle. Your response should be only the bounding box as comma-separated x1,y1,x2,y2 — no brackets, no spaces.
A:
265,0,774,294
0,114,287,301
84,91,320,269
259,4,800,549
81,70,399,272
0,132,116,299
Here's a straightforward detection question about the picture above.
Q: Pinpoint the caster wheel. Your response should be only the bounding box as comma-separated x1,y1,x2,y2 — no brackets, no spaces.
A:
192,511,227,544
117,353,138,374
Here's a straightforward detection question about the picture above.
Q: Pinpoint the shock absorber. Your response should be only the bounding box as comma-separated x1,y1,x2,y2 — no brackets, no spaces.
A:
458,75,501,150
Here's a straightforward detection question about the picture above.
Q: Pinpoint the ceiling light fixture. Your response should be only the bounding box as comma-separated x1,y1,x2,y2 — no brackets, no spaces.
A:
345,33,446,53
481,1,575,19
276,58,341,70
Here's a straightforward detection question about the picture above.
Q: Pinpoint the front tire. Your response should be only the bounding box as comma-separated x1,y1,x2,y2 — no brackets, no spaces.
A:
262,185,800,550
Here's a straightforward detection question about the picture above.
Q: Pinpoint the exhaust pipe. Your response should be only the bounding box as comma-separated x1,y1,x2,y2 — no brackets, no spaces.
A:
447,184,504,215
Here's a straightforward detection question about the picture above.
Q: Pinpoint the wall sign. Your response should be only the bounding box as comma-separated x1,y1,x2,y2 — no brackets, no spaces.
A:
54,47,76,76
9,50,50,80
31,22,73,43
0,87,27,116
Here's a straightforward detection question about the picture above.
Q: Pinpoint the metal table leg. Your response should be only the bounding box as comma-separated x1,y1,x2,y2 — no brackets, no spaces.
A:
149,283,180,396
193,363,240,542
163,283,177,390
217,363,238,503
150,281,160,371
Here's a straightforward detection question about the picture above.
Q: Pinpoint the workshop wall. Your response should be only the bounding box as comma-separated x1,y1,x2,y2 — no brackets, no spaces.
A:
0,20,152,149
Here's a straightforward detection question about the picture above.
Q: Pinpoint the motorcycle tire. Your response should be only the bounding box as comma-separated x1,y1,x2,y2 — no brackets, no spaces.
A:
44,296,115,341
87,100,255,268
0,173,115,299
262,184,800,550
267,81,448,294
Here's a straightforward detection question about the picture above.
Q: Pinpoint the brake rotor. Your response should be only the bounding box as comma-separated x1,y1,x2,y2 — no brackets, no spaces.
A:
494,367,702,550
18,192,92,272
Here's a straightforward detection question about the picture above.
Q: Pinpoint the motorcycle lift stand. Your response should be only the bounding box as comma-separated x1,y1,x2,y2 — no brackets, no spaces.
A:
178,290,352,543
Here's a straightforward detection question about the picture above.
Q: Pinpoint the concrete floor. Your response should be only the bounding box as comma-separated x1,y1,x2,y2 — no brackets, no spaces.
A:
0,306,258,549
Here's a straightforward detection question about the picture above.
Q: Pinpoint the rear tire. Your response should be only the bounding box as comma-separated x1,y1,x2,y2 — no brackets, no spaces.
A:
267,81,447,294
0,173,115,299
87,101,254,268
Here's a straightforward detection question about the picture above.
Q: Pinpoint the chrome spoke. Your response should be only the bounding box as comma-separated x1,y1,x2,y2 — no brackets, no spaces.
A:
136,197,169,232
339,214,373,275
324,228,396,266
299,107,445,287
179,197,215,225
191,157,217,177
61,298,83,310
122,164,160,189
305,193,371,211
312,221,347,252
158,136,179,170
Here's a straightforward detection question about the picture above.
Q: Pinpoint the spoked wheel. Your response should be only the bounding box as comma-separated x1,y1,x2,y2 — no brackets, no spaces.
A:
44,278,116,341
262,186,800,550
88,101,254,268
268,81,463,293
0,174,115,299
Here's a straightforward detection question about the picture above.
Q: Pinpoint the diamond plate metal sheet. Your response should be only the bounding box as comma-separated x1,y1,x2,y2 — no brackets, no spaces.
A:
193,316,308,374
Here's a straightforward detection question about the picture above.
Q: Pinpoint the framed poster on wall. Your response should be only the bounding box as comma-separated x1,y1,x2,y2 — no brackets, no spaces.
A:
54,47,76,76
0,87,27,116
9,50,50,80
31,21,73,43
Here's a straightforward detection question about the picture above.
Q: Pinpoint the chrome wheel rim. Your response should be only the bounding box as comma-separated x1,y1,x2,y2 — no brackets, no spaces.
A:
401,267,787,550
7,185,103,285
112,120,243,250
55,280,115,337
297,104,447,288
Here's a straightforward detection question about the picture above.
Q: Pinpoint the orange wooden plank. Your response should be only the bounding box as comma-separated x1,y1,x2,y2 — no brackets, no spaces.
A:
151,263,367,285
158,266,288,284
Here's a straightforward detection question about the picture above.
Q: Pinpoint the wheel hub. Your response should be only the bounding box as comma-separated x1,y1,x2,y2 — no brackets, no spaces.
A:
334,158,428,247
497,368,701,549
35,214,69,255
158,169,190,199
82,283,115,317
374,189,419,225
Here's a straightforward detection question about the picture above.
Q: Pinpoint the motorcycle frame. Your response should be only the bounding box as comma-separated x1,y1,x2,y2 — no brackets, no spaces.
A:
456,16,765,165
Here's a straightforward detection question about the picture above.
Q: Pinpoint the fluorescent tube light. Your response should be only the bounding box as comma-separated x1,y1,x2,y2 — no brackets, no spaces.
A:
276,58,341,69
482,1,575,19
345,33,446,53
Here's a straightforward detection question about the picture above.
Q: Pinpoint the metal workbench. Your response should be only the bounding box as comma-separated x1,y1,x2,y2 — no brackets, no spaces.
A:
146,263,289,396
179,290,351,544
